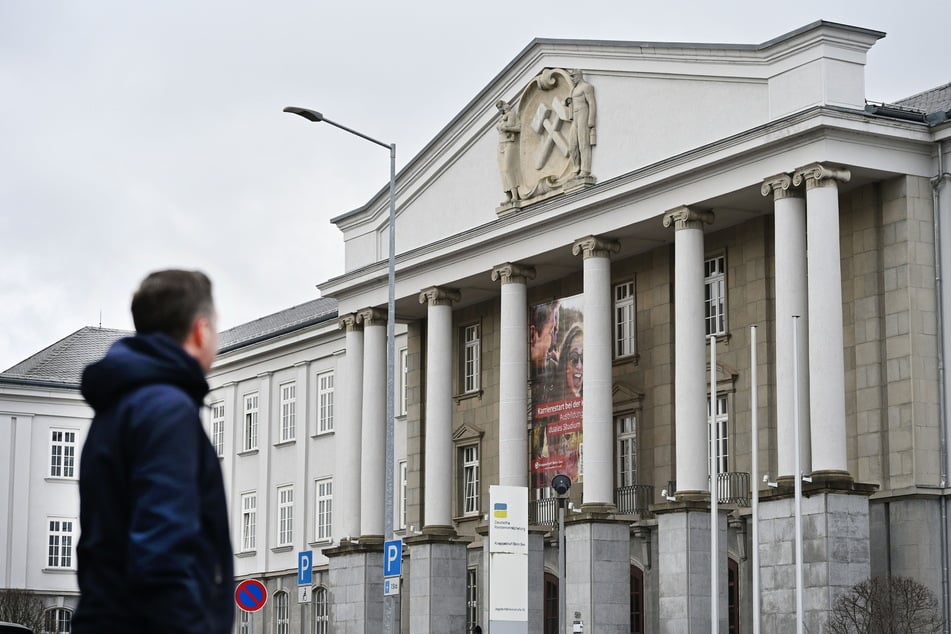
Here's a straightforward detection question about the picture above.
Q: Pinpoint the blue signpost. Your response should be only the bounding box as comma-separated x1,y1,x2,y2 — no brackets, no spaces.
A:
383,539,402,579
298,550,313,586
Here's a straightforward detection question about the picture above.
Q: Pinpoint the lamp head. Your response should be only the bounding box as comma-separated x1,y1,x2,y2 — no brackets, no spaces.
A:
551,473,571,496
283,106,324,123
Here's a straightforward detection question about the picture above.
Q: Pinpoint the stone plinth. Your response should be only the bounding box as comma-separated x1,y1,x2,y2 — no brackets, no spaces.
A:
564,512,631,633
323,538,384,633
404,531,471,634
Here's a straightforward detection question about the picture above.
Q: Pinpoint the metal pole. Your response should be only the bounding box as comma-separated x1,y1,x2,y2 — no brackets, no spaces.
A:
793,315,804,634
384,143,397,634
559,499,566,634
751,325,760,634
710,334,719,634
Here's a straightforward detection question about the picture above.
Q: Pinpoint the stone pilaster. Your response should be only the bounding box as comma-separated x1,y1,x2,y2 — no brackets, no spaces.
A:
564,513,632,633
419,287,462,529
492,263,536,488
793,163,852,480
358,308,387,538
762,175,811,480
323,539,385,633
571,236,620,511
662,207,714,496
404,532,472,634
338,314,364,539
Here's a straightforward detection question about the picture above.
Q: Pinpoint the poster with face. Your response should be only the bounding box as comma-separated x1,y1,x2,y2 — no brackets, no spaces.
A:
529,293,584,489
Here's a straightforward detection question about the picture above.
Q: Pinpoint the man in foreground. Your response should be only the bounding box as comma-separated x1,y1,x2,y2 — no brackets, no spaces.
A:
73,270,233,633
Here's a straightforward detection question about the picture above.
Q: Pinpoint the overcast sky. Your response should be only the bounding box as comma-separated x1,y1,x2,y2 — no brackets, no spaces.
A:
1,1,947,370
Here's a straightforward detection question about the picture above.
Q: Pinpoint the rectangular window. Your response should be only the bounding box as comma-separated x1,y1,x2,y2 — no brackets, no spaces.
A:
275,591,289,634
463,324,481,393
280,382,296,442
317,372,335,434
704,255,727,336
616,415,637,487
277,485,294,547
243,393,259,452
614,280,636,357
211,402,225,457
47,518,74,568
398,460,408,530
315,478,333,542
398,347,408,416
466,568,479,632
49,429,77,478
461,445,480,516
707,395,729,474
241,492,257,551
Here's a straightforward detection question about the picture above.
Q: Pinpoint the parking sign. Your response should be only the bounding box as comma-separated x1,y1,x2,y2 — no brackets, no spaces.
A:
298,550,313,586
383,539,402,578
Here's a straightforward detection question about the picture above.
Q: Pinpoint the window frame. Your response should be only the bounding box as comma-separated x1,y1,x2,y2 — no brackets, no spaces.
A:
243,392,259,452
398,460,408,531
316,371,335,435
707,394,730,475
277,485,294,547
461,322,481,394
704,253,727,337
616,414,637,488
466,568,479,633
48,428,78,479
279,382,296,443
210,401,225,457
397,347,408,417
461,445,480,517
43,607,72,634
614,279,636,358
274,590,289,634
315,478,333,542
241,492,257,552
46,517,75,569
313,586,330,634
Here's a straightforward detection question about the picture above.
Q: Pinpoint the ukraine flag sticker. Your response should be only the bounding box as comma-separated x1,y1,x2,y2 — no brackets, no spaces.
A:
493,502,508,518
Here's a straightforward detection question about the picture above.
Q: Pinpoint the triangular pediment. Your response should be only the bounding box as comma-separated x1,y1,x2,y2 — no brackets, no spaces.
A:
452,423,484,443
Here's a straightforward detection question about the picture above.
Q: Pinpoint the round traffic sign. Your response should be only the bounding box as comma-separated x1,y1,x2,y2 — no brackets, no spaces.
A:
235,579,268,613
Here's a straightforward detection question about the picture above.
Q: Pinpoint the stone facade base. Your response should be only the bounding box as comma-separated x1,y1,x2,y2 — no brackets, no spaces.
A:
565,514,630,633
323,540,384,633
404,533,470,633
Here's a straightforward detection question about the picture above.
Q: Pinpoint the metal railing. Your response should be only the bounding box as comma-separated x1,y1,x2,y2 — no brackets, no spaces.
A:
664,472,752,506
614,484,655,516
529,496,559,527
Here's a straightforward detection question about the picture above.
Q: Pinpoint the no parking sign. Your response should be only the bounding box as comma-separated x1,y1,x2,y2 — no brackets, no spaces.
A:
235,579,268,613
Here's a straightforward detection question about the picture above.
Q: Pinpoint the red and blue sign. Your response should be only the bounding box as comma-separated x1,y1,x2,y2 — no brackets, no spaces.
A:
235,579,268,613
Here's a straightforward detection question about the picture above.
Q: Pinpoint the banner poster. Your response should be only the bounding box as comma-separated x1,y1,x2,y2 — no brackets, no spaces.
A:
529,293,584,489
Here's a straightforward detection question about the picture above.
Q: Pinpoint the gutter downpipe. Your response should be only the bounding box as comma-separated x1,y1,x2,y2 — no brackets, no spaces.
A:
931,139,950,633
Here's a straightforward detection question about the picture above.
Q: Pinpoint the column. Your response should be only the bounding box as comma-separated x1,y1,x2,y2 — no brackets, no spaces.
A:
793,163,851,479
662,207,714,495
418,286,461,530
762,174,811,480
492,263,536,487
571,236,620,510
359,308,387,538
338,314,363,540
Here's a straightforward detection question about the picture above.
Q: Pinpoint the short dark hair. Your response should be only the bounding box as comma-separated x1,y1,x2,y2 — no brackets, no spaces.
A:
131,270,214,342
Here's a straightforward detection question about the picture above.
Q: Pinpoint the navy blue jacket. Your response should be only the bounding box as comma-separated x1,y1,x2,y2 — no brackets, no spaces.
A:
73,334,234,634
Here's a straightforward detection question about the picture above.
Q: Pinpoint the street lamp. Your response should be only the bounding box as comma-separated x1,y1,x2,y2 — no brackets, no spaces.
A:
551,473,571,634
284,106,398,633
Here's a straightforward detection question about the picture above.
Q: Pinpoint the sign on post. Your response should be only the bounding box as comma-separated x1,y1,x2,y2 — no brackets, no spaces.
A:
383,539,402,578
235,579,268,613
298,550,313,586
383,577,400,596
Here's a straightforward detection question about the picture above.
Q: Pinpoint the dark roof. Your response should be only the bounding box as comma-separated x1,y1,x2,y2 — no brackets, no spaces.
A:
218,297,338,353
895,82,951,115
1,326,129,388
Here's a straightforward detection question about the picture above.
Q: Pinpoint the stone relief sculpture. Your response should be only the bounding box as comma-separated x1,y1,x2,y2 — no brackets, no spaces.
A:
495,67,598,214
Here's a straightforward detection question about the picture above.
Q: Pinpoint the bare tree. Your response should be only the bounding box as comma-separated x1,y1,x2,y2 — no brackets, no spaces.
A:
828,576,945,634
0,588,45,632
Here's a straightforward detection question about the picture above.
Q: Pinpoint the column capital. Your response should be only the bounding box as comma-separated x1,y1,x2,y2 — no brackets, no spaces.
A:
491,262,536,284
792,163,851,190
356,307,386,326
571,235,620,259
662,206,714,231
418,286,461,307
338,312,363,332
760,173,801,200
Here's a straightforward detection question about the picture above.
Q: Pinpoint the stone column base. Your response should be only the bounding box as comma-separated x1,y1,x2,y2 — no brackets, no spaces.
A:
564,512,631,633
404,531,472,633
323,539,385,633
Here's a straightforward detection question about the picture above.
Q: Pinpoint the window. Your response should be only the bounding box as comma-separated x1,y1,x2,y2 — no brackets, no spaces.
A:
466,568,479,632
461,445,480,516
617,415,637,488
274,591,289,634
211,402,225,457
398,460,408,530
315,478,333,541
49,429,77,478
243,393,259,452
313,586,329,634
277,485,294,547
631,565,645,634
614,280,636,357
43,607,72,633
707,395,729,474
280,382,296,442
47,519,74,568
398,347,408,416
704,255,727,336
317,372,335,434
543,572,559,634
241,492,257,551
238,608,251,634
462,324,481,393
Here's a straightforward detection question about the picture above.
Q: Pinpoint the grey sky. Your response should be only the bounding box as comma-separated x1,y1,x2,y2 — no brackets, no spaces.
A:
1,0,946,369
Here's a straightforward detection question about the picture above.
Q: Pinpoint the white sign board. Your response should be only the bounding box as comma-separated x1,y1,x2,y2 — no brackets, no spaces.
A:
298,586,310,604
383,577,400,596
488,485,528,554
488,485,529,626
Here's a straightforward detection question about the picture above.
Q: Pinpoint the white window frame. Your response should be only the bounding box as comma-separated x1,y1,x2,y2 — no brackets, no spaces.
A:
707,395,729,475
243,393,259,452
43,607,72,634
279,382,296,443
277,485,294,547
462,323,481,393
275,590,289,634
210,402,225,457
398,347,408,416
398,460,408,531
49,429,78,479
241,492,257,551
461,445,480,516
616,415,637,488
614,280,636,358
47,518,75,569
317,371,335,435
315,478,333,542
239,608,251,634
313,586,330,634
466,568,479,632
704,254,727,336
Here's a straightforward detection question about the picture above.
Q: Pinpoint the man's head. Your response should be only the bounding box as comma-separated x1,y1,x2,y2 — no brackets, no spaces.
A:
131,269,218,372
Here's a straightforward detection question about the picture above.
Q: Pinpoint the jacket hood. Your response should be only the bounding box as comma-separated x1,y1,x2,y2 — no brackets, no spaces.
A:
81,333,209,411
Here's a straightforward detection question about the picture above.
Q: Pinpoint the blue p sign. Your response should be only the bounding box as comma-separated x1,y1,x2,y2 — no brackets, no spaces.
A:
383,539,402,578
298,551,313,586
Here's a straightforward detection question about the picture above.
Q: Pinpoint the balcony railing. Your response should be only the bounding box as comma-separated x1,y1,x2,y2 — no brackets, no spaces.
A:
615,484,655,516
529,496,559,528
665,472,752,506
